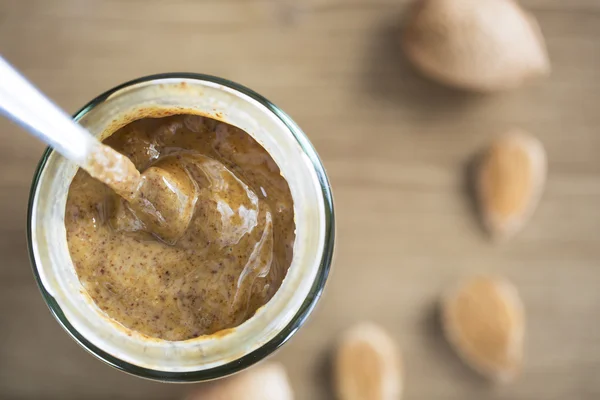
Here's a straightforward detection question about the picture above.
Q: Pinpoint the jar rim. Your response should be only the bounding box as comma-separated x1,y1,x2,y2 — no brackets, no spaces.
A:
26,73,335,382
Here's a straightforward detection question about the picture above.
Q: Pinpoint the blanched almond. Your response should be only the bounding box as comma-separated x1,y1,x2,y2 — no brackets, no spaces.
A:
186,362,293,400
402,0,550,92
335,322,403,400
476,130,546,240
441,276,525,382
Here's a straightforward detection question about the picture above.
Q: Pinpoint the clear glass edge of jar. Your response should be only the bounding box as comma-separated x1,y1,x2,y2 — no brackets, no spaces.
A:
26,72,335,382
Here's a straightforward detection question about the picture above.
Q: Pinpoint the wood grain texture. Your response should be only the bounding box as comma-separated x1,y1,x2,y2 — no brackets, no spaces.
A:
1,0,599,399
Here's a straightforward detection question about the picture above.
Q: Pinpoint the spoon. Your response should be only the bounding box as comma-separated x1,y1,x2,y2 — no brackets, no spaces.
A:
0,56,196,243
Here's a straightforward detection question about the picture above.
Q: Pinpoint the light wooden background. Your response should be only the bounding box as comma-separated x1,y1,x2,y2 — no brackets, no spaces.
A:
1,0,600,399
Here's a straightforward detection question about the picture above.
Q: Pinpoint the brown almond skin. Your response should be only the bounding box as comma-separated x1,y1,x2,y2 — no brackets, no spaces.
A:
335,323,403,400
402,0,550,92
476,130,546,240
441,276,525,382
186,362,294,400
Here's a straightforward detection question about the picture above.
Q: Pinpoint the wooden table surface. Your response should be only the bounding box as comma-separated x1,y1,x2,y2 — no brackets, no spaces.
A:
1,0,600,399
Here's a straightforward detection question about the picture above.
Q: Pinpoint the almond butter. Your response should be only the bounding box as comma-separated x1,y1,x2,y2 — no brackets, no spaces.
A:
402,0,550,92
476,130,546,240
441,276,525,382
186,362,293,400
335,322,403,400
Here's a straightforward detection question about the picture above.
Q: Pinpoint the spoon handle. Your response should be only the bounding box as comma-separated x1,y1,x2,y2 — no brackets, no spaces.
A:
0,55,96,164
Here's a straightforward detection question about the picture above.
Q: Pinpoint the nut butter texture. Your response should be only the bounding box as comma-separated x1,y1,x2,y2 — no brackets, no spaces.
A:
65,114,295,341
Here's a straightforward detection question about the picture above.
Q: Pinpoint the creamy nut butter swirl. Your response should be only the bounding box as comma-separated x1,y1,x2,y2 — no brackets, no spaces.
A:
65,114,295,341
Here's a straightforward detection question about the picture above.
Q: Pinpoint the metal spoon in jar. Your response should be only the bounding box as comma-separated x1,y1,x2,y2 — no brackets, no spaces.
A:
0,56,196,243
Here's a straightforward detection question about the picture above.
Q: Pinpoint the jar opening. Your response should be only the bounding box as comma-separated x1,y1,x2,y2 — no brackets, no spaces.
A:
27,74,334,381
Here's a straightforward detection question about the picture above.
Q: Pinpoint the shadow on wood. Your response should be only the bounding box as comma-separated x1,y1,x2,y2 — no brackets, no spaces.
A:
462,152,489,238
313,342,337,399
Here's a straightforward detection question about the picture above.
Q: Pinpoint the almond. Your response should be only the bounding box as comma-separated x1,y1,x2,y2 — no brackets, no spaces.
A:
441,276,525,382
476,130,546,240
186,362,293,400
335,322,403,400
402,0,550,92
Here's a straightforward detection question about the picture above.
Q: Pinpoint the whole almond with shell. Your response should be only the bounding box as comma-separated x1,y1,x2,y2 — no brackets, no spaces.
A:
441,276,525,382
476,130,547,240
402,0,550,92
186,362,293,400
335,322,403,400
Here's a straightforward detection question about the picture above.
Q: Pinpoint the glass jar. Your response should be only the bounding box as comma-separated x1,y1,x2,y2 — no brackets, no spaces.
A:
27,74,334,382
